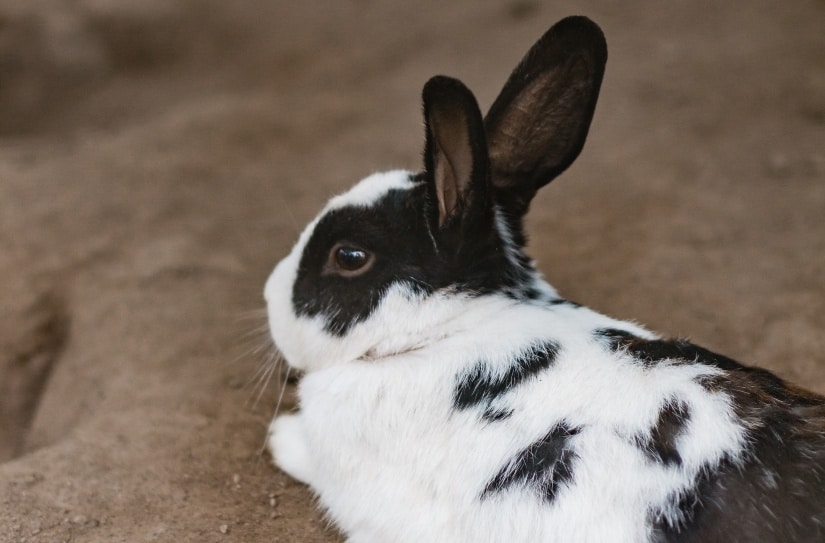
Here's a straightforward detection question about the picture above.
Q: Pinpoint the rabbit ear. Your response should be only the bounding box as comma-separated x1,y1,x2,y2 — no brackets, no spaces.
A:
485,16,607,216
422,75,492,236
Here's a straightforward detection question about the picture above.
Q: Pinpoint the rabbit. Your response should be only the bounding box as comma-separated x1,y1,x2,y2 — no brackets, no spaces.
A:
263,15,825,543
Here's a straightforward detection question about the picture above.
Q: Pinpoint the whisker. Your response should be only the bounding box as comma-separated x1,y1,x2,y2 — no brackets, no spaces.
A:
244,356,272,390
234,308,269,321
273,364,291,417
257,363,292,458
231,334,273,369
239,323,271,341
251,356,278,409
229,309,283,407
232,305,295,464
225,307,273,373
275,192,304,237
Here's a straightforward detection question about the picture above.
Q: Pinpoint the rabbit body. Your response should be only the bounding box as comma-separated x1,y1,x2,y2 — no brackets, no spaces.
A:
269,238,742,542
265,17,825,543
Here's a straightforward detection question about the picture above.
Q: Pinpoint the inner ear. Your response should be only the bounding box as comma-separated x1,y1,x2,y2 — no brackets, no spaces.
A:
423,76,489,229
431,107,472,224
484,16,608,215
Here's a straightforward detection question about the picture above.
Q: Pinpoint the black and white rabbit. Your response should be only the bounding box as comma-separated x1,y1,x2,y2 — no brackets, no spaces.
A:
264,16,825,543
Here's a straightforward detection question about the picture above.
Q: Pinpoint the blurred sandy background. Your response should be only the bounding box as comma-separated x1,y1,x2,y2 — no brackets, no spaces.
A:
1,1,823,541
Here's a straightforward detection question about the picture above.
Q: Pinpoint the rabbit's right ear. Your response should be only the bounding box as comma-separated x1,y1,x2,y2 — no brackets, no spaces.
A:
485,16,607,217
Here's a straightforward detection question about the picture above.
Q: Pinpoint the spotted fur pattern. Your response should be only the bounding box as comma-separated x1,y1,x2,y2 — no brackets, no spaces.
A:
264,16,825,543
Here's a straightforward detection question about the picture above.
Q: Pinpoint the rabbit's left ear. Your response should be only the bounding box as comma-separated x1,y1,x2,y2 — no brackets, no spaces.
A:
422,75,493,248
485,16,607,217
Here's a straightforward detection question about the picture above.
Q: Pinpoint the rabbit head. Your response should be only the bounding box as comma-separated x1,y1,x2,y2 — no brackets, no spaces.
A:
264,16,607,371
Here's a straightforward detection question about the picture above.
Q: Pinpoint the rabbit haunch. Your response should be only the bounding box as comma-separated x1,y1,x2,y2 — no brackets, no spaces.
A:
264,15,825,543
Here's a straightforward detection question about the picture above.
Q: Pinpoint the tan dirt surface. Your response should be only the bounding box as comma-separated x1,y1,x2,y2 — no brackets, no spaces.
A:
1,1,823,541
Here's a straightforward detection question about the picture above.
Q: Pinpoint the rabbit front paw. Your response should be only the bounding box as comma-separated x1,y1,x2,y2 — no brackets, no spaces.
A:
268,414,315,485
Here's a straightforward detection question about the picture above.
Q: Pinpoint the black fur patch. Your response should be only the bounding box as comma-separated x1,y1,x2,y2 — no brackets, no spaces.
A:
292,182,436,335
521,286,542,301
292,175,541,336
646,355,825,542
629,341,744,370
597,332,748,371
649,458,722,540
549,298,581,307
598,332,825,540
482,407,514,422
483,423,580,503
594,328,643,350
652,407,825,543
453,340,560,413
639,400,690,467
598,332,825,409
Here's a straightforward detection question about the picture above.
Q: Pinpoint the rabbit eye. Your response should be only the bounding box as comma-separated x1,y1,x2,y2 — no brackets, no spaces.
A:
336,247,368,269
328,244,374,276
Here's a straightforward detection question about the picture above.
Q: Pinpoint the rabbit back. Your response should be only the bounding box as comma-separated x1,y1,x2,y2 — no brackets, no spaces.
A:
280,298,825,542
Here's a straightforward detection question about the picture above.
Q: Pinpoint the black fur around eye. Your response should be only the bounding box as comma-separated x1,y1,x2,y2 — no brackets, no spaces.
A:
328,244,374,276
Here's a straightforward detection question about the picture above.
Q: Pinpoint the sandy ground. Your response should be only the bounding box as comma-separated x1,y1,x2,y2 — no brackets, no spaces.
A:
1,1,823,541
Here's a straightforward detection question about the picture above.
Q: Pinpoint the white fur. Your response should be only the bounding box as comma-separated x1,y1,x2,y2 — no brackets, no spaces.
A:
264,171,748,542
325,170,417,212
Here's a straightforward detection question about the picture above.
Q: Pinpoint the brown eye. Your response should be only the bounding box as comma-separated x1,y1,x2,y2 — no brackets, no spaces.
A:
328,244,374,276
